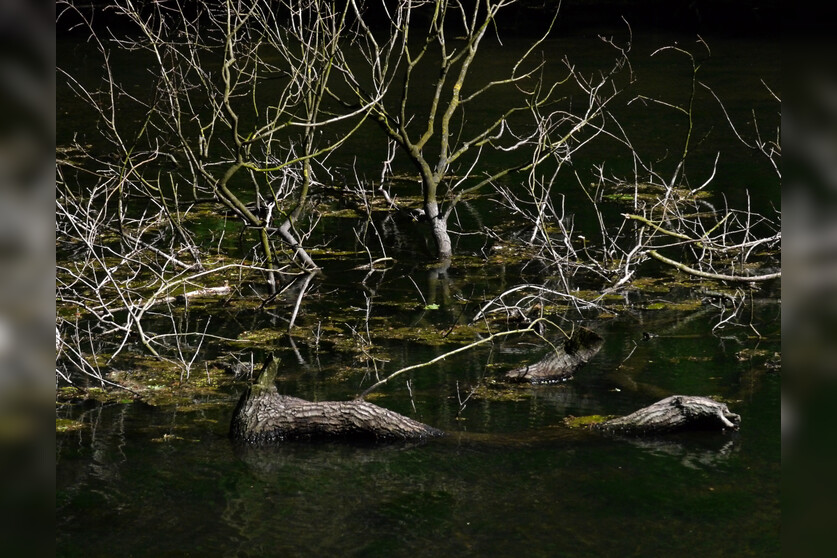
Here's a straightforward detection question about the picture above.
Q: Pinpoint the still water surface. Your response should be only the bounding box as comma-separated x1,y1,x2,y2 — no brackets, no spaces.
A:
56,296,780,557
56,320,779,557
57,27,779,557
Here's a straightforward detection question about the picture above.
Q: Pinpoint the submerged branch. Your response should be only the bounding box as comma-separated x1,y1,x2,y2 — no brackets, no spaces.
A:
358,317,559,399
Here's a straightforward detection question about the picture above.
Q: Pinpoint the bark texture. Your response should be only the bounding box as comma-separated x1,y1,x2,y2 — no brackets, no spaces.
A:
505,328,604,384
598,395,741,435
230,354,443,444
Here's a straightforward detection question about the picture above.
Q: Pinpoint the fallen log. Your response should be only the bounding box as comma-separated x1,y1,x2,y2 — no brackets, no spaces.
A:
230,354,443,444
505,327,603,384
596,395,740,435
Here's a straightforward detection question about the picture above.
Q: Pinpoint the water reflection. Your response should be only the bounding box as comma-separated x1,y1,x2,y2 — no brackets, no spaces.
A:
608,433,739,471
232,439,429,478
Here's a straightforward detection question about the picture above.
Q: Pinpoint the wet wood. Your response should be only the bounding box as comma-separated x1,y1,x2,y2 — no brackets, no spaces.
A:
505,327,603,384
230,354,443,444
598,395,741,435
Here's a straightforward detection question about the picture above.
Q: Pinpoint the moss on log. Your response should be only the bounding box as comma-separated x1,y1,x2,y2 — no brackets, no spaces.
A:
230,354,443,444
597,395,741,435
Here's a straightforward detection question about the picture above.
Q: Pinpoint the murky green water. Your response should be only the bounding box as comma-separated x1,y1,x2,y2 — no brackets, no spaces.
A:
56,303,780,556
57,25,779,558
56,292,780,556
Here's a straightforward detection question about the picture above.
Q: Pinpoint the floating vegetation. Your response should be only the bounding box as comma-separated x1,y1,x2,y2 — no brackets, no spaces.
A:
322,208,363,219
469,380,533,402
55,354,237,407
56,418,85,433
235,328,286,346
602,193,636,202
56,385,134,405
644,299,703,312
630,277,672,294
562,414,614,429
603,181,713,206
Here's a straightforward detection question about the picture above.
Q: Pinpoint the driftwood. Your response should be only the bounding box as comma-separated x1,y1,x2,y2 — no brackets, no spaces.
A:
505,327,603,384
597,395,741,435
230,354,443,444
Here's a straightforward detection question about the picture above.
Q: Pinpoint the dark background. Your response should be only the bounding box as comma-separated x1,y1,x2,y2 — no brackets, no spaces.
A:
56,1,781,38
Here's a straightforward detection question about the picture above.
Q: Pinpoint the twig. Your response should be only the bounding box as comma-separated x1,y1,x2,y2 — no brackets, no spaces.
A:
647,250,780,282
407,275,427,306
358,317,558,399
352,257,395,270
288,271,318,331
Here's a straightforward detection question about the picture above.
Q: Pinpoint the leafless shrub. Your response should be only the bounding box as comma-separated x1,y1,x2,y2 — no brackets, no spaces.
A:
489,38,780,330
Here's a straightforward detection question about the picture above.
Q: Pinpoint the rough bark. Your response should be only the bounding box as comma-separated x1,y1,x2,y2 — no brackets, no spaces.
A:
505,327,604,384
230,354,443,444
597,395,741,435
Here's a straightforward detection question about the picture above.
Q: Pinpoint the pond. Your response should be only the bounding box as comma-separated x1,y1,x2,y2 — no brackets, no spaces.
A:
56,16,780,558
56,297,780,556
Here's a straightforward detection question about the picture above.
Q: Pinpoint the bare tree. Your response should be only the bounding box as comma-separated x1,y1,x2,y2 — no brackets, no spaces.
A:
58,0,372,280
56,0,374,382
57,0,631,381
487,40,780,324
57,2,778,440
327,0,628,260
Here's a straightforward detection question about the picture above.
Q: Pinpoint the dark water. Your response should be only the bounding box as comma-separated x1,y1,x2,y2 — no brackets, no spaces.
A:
57,28,780,558
56,303,780,557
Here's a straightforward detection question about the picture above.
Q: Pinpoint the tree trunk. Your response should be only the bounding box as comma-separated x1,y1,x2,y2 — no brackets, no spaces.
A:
597,395,741,435
424,199,452,260
505,327,604,383
230,354,443,444
277,218,319,271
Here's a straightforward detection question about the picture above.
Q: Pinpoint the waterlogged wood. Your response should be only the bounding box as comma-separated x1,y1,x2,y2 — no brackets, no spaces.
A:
505,328,604,384
230,354,443,444
598,395,741,435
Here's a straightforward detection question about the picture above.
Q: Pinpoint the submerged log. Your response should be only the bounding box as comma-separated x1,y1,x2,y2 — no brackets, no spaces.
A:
597,395,741,435
230,354,443,444
505,327,604,384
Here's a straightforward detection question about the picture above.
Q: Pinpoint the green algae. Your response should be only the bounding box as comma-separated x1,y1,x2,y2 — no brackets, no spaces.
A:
470,380,532,402
56,354,238,407
562,414,614,429
56,418,85,433
235,328,285,345
602,193,636,202
630,277,672,294
644,299,703,311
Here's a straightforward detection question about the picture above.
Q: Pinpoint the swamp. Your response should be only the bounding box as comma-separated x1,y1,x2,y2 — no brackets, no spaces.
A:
56,1,780,556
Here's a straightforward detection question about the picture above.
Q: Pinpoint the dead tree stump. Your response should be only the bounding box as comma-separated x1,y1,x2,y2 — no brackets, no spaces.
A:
230,354,443,444
597,395,741,435
505,327,604,384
